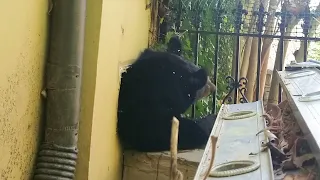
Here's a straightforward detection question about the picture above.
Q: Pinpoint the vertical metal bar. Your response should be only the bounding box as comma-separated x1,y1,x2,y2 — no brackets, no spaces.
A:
234,37,240,104
194,34,200,66
278,5,286,103
256,38,262,100
278,50,283,103
191,2,201,118
302,6,311,62
212,0,222,114
303,39,308,62
236,1,248,104
192,32,200,118
176,0,182,31
233,1,243,104
256,4,265,101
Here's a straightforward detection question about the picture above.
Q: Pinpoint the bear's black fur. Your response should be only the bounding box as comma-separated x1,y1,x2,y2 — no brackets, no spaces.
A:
117,48,216,152
167,35,182,56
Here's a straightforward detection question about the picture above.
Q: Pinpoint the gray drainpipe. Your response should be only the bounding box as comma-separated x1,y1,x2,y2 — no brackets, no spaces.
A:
33,0,86,179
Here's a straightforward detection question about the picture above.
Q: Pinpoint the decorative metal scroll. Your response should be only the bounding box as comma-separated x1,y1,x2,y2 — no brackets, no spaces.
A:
222,76,248,104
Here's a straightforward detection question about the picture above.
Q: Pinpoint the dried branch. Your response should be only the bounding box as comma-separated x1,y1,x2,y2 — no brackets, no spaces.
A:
203,136,218,180
170,117,183,180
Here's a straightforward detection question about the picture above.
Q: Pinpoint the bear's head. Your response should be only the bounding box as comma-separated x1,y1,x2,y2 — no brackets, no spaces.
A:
166,35,215,104
133,49,216,115
167,35,182,56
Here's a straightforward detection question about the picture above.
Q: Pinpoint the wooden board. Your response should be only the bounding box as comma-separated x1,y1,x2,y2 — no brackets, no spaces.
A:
194,101,274,180
278,68,320,168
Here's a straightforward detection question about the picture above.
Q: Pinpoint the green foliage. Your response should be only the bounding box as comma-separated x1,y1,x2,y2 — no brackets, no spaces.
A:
308,41,320,60
150,0,236,117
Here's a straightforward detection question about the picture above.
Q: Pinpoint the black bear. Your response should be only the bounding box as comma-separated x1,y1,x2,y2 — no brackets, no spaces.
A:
117,48,216,152
167,35,182,56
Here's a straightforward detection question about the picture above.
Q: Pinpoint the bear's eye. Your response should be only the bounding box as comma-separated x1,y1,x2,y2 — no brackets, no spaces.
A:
172,71,176,74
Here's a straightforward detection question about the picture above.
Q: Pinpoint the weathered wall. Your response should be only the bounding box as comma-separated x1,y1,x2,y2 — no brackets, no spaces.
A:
0,0,48,179
76,0,150,179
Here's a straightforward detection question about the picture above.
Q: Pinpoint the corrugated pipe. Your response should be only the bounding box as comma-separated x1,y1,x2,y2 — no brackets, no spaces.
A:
33,0,86,179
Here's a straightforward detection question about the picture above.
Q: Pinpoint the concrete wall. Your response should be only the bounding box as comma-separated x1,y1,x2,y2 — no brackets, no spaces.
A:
0,0,48,179
76,0,150,180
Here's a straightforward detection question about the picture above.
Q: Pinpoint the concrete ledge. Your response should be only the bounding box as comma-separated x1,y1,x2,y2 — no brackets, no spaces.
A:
123,149,204,180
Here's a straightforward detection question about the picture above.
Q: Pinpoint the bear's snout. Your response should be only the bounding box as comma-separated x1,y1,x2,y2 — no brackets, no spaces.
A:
194,77,216,101
202,77,216,97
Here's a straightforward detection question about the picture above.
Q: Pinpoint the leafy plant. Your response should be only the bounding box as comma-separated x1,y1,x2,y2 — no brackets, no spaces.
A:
308,41,320,60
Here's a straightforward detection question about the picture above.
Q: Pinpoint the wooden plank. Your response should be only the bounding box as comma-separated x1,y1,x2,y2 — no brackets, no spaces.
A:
278,68,320,169
194,101,274,180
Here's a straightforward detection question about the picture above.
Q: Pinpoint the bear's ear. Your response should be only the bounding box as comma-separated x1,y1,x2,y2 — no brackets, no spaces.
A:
189,68,208,90
139,48,156,59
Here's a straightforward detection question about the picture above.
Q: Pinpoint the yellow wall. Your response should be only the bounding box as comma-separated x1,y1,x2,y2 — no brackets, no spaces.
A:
0,0,149,179
0,0,48,179
76,0,150,180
